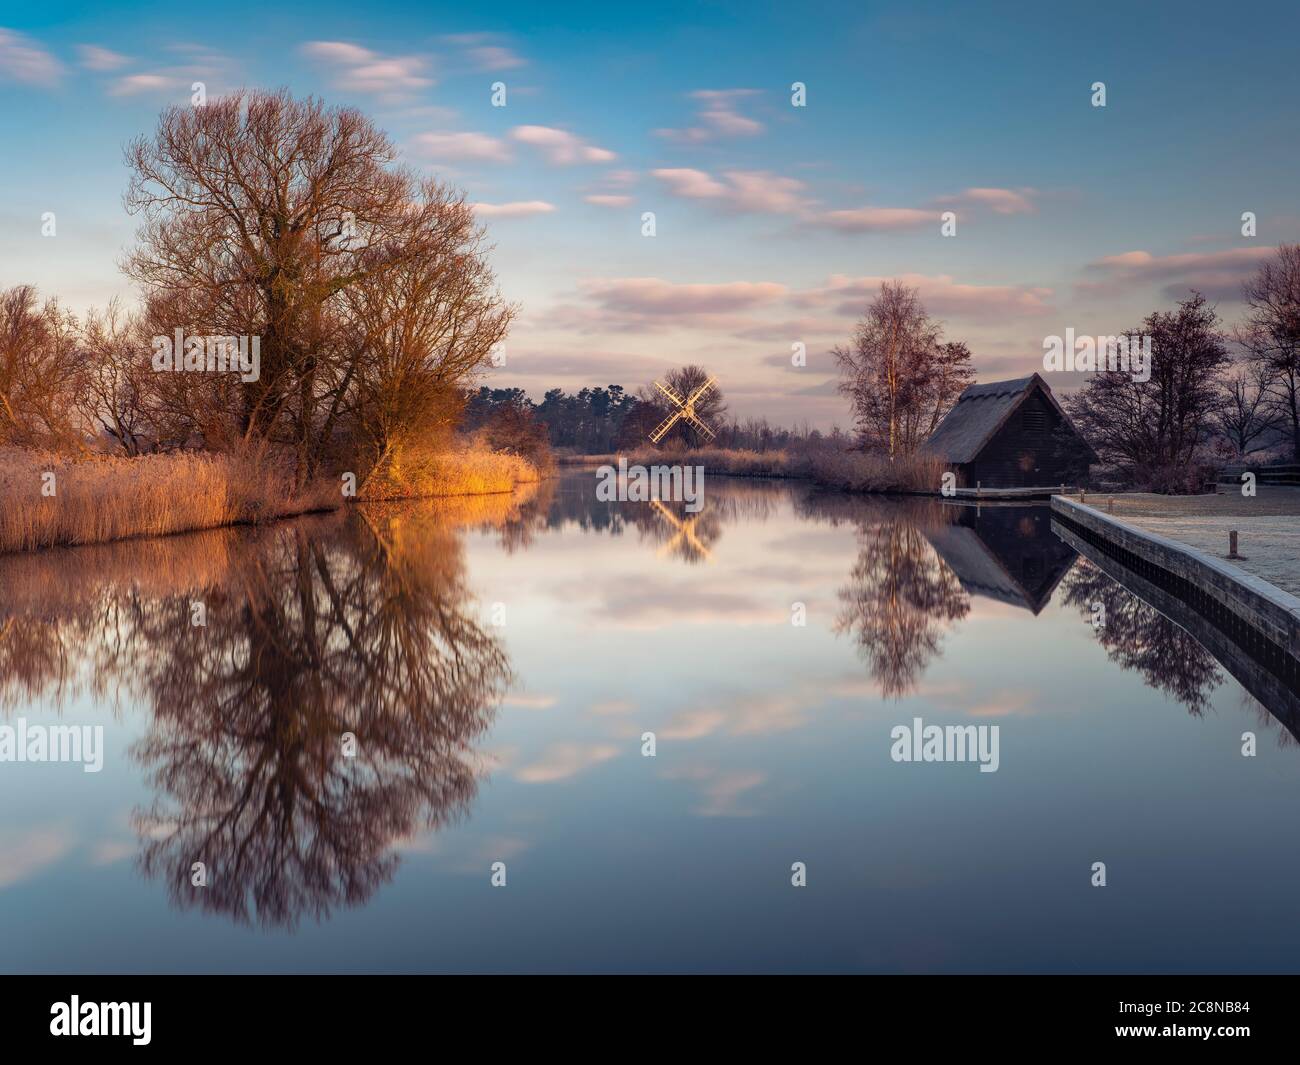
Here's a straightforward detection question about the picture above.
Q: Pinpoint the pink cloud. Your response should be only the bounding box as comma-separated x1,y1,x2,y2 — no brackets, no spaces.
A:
581,277,788,317
439,33,526,71
585,194,632,207
488,348,667,381
471,200,556,218
1080,246,1275,300
108,73,181,96
510,125,615,165
813,187,1038,233
813,206,934,232
410,130,511,163
652,168,808,214
300,40,432,97
937,187,1038,215
798,273,1055,320
656,88,764,142
0,28,63,87
77,44,131,72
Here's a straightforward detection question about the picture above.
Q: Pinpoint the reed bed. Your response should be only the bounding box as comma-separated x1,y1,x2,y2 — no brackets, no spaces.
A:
0,440,541,555
356,443,540,501
0,448,341,555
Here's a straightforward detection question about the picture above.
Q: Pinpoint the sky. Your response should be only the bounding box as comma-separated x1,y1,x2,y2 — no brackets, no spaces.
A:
1,0,1298,428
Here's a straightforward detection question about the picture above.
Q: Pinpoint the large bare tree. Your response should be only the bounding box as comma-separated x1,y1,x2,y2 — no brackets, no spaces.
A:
123,88,510,484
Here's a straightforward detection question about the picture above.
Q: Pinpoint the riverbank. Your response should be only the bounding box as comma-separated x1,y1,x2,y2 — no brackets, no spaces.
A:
1051,495,1300,670
575,446,944,493
0,445,541,555
1079,487,1300,598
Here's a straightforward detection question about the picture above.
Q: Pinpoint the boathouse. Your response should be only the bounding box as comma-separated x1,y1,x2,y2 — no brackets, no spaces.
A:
922,373,1096,489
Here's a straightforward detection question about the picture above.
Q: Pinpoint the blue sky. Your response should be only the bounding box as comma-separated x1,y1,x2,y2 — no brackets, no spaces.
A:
2,0,1298,426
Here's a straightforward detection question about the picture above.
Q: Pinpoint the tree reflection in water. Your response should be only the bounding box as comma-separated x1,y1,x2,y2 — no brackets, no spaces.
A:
0,497,518,928
835,515,970,698
1059,557,1223,715
801,496,970,699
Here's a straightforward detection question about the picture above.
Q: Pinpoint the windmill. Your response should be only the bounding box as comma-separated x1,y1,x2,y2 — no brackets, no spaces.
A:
648,376,718,444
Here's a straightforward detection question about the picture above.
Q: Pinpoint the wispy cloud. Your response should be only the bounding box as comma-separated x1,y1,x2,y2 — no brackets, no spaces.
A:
77,44,131,72
811,186,1038,233
0,28,64,87
105,43,235,99
1079,246,1274,301
656,88,763,142
301,40,432,99
440,33,527,72
510,125,615,165
936,186,1038,215
796,273,1055,320
811,205,934,232
472,200,556,218
652,167,808,214
410,130,511,163
108,73,183,96
581,277,788,319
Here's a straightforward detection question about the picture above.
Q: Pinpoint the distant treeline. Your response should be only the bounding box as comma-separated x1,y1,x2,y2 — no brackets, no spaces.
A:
461,384,851,454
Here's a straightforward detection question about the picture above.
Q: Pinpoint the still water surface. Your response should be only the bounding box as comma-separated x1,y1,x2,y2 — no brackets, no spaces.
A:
1,472,1296,973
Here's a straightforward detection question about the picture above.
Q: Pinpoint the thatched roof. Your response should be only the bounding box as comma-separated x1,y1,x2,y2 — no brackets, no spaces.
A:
922,372,1090,464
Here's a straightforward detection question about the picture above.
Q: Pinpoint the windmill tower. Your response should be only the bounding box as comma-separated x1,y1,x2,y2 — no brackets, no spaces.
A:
648,376,718,445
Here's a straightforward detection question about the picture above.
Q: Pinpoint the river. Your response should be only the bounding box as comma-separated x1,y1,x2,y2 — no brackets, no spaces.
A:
1,472,1295,972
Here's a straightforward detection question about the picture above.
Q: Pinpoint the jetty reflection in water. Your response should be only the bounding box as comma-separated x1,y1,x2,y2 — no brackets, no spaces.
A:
2,473,1297,972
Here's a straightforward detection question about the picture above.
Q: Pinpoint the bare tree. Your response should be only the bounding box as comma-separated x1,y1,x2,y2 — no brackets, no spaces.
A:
0,285,85,449
78,301,154,454
1212,360,1281,461
338,208,514,489
1238,243,1300,461
834,282,972,457
1066,292,1229,487
123,88,510,484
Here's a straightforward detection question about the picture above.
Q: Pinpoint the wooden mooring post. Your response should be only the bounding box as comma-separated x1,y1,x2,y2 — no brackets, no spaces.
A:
1229,530,1240,559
